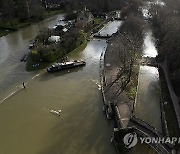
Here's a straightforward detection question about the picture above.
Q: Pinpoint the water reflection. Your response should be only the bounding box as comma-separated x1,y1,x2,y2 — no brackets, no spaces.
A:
98,21,122,36
143,31,157,57
135,28,162,132
135,66,162,132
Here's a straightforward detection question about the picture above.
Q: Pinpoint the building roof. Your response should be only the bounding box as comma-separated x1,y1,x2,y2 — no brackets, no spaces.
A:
77,8,93,19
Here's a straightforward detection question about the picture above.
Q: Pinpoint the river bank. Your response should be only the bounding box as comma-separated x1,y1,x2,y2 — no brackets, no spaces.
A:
146,0,180,141
0,10,65,37
100,9,167,152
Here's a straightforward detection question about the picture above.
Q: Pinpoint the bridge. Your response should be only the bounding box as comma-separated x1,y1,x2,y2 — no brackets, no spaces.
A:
113,107,174,154
128,116,173,154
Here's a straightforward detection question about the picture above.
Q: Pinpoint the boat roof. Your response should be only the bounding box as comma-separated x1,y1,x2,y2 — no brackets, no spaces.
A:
52,61,74,67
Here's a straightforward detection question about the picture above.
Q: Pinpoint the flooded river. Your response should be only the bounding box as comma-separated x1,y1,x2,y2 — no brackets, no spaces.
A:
135,30,162,132
0,14,65,102
0,16,118,154
0,12,160,153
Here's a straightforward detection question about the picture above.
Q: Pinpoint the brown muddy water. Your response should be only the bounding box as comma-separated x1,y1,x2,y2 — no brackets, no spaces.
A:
134,30,162,132
0,38,118,154
0,14,158,154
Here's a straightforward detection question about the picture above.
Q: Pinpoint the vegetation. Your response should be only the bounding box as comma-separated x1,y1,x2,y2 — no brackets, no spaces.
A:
159,67,179,137
150,0,180,140
150,0,180,96
43,10,65,18
26,29,86,71
68,0,138,12
67,33,87,56
105,13,146,102
0,0,66,37
84,17,105,33
0,0,45,22
64,12,77,21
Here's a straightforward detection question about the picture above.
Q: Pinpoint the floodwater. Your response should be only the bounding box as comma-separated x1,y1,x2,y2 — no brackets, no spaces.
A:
135,30,162,132
0,15,117,153
0,13,65,102
98,21,122,36
0,13,159,154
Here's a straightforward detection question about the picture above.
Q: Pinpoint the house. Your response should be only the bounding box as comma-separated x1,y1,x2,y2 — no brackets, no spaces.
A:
76,8,94,28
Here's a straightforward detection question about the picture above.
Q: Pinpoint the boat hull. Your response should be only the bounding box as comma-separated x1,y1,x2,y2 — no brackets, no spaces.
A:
47,61,86,73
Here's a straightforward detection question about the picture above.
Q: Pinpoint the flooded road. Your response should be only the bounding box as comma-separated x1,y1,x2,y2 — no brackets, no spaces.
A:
0,16,117,153
135,30,162,132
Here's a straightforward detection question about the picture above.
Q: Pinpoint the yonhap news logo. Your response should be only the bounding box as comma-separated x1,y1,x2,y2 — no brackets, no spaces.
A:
123,132,138,148
123,132,180,148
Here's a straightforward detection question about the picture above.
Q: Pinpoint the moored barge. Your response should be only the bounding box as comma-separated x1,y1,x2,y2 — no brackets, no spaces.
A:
47,60,86,73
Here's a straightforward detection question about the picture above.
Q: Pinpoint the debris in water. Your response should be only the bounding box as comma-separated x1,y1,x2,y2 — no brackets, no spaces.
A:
106,63,111,67
91,79,101,90
50,109,61,116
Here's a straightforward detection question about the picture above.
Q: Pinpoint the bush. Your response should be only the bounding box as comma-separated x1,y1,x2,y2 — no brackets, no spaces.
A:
64,12,77,21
